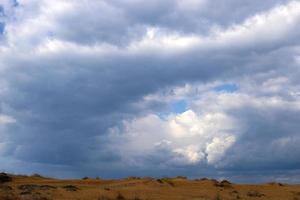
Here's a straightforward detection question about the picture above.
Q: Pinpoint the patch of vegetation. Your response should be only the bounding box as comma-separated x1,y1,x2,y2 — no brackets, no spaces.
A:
292,191,300,196
215,193,222,200
161,178,175,186
156,178,163,184
27,193,52,200
229,190,240,199
175,176,187,179
155,177,176,186
31,173,44,178
0,194,18,200
214,180,232,188
62,185,79,191
19,190,31,195
200,178,209,181
127,176,141,180
17,184,54,200
116,192,126,200
18,184,39,194
0,185,13,191
247,190,265,197
268,182,284,186
133,196,142,200
39,185,57,190
18,184,56,194
0,173,12,183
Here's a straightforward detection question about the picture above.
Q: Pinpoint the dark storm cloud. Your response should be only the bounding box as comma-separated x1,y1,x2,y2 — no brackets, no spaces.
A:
10,0,291,46
0,46,244,165
108,0,290,35
0,0,300,181
222,104,300,169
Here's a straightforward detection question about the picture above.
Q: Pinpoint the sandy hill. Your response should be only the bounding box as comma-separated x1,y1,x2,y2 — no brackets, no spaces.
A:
1,173,300,200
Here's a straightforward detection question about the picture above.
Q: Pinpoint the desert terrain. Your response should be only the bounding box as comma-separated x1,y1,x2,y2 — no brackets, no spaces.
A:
1,172,300,200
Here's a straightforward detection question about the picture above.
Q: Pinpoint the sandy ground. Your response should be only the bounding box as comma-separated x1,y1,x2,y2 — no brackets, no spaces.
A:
1,173,300,200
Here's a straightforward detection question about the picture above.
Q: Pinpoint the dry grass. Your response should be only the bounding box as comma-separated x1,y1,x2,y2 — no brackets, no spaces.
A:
0,173,299,200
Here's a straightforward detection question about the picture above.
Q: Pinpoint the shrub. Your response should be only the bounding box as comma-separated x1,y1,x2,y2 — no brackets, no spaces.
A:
247,190,265,197
215,193,222,200
127,176,141,180
0,173,12,183
116,192,126,200
268,182,284,186
175,176,187,179
0,185,13,191
161,178,175,186
156,179,163,184
62,185,79,191
31,173,43,178
214,179,232,188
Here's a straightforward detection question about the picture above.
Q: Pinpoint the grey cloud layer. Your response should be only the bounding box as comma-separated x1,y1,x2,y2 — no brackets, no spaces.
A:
0,0,300,182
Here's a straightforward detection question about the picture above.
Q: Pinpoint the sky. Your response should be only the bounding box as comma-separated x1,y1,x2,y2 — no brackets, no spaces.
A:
0,0,300,183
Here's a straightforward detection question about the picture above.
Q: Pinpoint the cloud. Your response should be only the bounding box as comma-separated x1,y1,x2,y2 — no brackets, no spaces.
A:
108,109,240,167
0,114,16,124
0,0,299,182
106,74,300,180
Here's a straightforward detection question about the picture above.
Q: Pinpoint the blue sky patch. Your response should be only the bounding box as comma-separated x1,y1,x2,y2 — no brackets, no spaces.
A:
0,5,4,15
214,83,238,93
0,22,5,34
12,0,19,7
158,100,188,120
171,100,188,114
